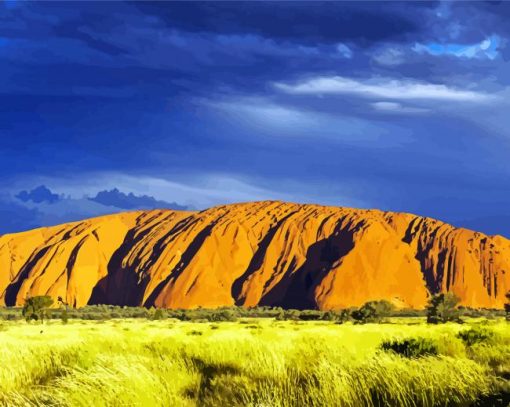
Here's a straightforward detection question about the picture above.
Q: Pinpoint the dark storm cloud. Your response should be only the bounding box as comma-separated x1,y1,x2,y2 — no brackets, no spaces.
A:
134,1,430,46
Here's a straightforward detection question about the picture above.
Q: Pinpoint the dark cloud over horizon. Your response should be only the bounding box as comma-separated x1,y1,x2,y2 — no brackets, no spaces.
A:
0,185,189,234
89,188,188,211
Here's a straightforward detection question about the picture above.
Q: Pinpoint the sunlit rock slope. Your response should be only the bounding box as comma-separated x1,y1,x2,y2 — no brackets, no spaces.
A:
1,201,508,309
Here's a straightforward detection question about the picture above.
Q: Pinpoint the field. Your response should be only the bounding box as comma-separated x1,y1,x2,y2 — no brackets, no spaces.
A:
0,318,508,407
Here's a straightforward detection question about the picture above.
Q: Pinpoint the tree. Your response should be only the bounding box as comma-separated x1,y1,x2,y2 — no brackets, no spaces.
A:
58,296,69,324
22,296,54,323
505,291,510,321
351,300,395,324
426,293,461,324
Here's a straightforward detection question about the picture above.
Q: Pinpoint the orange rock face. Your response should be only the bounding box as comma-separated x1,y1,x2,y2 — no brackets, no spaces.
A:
0,201,509,309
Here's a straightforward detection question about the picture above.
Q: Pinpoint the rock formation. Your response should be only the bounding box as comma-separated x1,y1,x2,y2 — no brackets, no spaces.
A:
0,201,508,309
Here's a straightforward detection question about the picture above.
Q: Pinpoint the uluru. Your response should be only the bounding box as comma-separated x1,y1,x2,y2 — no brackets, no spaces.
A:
0,201,509,310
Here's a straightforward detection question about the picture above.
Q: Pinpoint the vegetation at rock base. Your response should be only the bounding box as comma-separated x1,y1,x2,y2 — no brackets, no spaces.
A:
2,300,506,323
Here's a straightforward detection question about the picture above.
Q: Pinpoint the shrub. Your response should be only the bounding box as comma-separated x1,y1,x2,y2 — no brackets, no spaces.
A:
61,309,69,325
284,310,301,321
333,309,352,324
151,309,165,320
320,310,351,322
208,309,237,322
320,310,336,321
297,310,322,320
457,326,496,346
381,337,439,358
426,293,461,324
351,300,395,324
275,310,285,320
457,307,505,319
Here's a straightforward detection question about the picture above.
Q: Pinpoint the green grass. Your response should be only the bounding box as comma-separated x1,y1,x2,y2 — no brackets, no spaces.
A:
0,318,508,406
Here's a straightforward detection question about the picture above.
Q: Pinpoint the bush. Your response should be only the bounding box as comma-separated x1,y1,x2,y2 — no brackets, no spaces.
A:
426,293,462,324
320,310,336,321
275,310,285,320
207,309,237,322
61,309,69,324
457,326,496,346
297,310,323,320
381,337,439,358
334,309,353,324
284,310,301,321
457,307,504,319
150,308,165,320
351,300,395,324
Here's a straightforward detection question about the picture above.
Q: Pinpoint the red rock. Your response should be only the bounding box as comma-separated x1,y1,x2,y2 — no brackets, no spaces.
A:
0,201,508,309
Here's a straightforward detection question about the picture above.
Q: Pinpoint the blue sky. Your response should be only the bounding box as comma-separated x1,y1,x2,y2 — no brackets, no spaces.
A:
1,1,510,236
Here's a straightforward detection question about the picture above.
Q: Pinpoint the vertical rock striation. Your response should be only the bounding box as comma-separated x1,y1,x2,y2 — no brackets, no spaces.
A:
0,201,508,309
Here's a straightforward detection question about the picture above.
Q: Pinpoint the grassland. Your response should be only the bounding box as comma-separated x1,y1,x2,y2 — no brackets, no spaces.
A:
0,317,508,407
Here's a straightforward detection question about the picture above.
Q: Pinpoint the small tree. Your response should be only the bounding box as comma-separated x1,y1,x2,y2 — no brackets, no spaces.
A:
22,296,54,323
58,296,69,324
426,293,461,324
505,291,510,321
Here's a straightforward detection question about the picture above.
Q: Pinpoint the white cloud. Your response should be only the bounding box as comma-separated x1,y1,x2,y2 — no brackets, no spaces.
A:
202,96,408,145
336,43,352,59
372,48,405,66
372,102,428,114
208,98,315,130
275,76,493,102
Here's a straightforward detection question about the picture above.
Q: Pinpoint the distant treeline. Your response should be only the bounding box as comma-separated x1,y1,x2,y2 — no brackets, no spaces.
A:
0,303,505,322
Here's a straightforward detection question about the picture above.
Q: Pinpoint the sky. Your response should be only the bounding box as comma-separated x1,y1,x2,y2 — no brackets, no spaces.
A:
1,1,510,237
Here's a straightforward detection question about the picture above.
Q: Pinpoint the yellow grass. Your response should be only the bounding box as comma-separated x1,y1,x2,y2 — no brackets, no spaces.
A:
0,318,508,406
